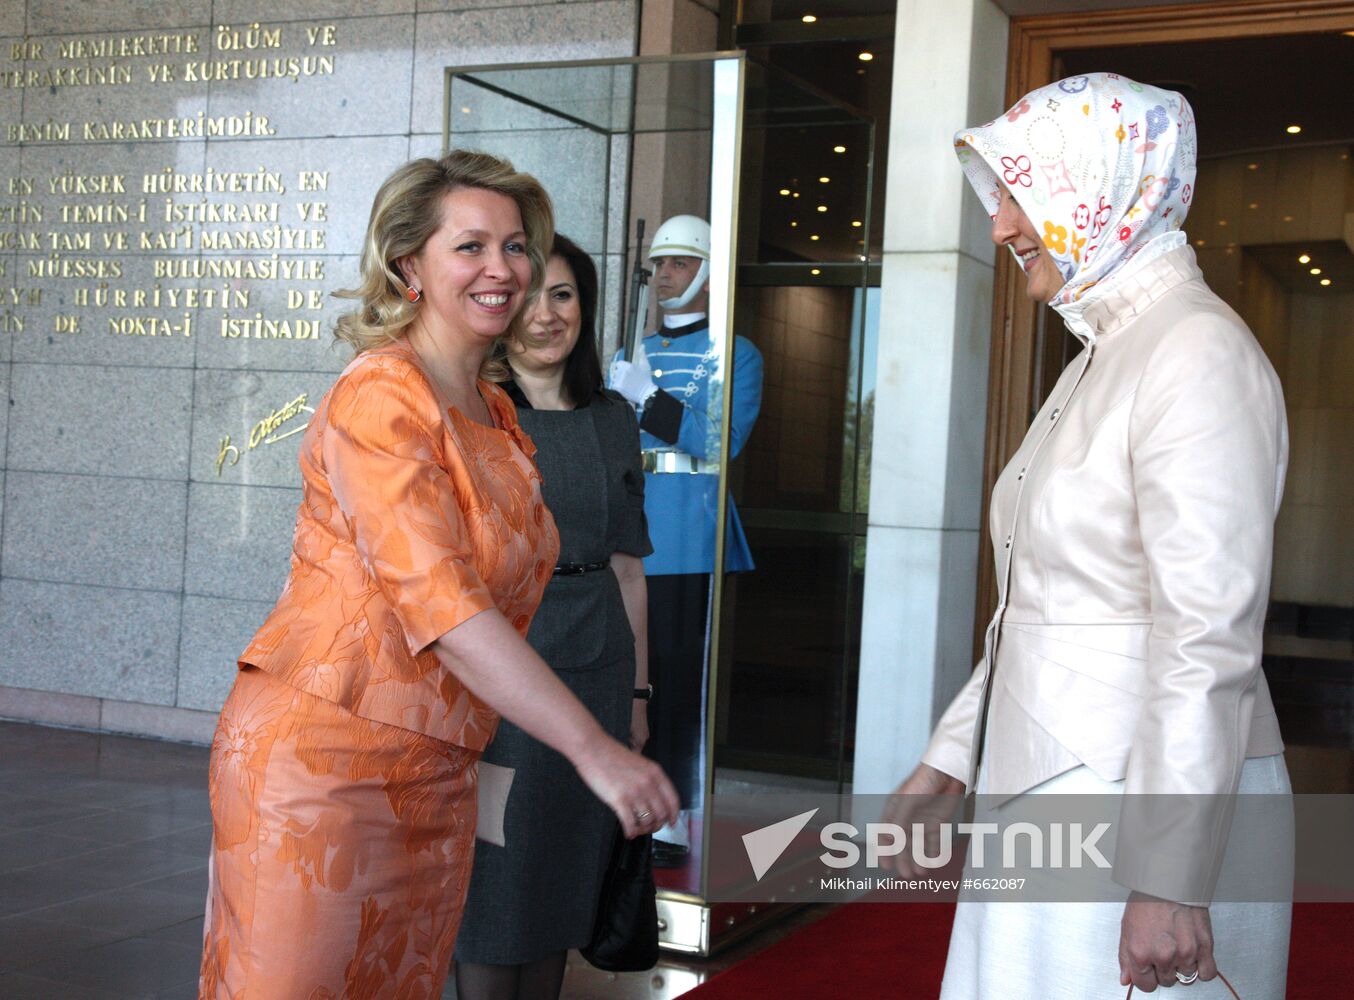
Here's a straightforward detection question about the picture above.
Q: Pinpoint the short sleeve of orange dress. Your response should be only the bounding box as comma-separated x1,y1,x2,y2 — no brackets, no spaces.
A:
322,360,498,653
240,344,559,749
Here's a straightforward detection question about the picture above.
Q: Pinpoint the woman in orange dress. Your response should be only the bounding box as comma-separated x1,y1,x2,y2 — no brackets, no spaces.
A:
199,150,679,1000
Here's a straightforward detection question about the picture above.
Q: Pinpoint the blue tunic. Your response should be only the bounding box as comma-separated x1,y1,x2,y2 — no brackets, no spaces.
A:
636,318,763,576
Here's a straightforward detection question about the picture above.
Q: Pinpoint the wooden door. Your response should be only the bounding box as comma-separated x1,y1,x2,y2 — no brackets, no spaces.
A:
974,0,1354,655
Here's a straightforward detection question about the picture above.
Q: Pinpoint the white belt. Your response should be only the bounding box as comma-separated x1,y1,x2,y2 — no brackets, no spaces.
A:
642,450,719,475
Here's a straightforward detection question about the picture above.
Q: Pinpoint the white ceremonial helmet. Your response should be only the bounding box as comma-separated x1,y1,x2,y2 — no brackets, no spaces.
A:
649,214,711,310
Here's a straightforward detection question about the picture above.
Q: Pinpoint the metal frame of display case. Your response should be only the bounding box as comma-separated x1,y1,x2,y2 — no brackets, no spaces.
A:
716,64,879,794
444,53,755,956
442,52,877,957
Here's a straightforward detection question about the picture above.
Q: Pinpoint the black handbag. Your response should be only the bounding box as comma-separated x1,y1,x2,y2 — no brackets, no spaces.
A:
580,829,660,971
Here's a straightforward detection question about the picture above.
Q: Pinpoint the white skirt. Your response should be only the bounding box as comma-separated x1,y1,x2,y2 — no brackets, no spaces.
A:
939,754,1292,1000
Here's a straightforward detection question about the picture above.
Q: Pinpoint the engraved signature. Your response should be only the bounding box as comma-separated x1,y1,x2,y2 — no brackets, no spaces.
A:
215,392,313,476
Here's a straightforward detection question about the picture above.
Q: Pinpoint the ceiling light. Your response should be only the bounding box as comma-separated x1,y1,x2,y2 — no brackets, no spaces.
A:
851,220,862,228
1298,254,1311,264
790,221,798,228
1321,278,1332,286
1195,240,1206,247
810,268,821,275
1282,215,1294,222
1310,268,1322,275
858,51,874,62
1248,202,1259,209
793,192,800,199
802,14,817,22
461,106,471,114
779,188,791,196
818,176,830,183
1217,220,1228,226
833,145,846,153
1247,163,1258,170
810,234,820,241
817,205,828,213
1286,125,1302,134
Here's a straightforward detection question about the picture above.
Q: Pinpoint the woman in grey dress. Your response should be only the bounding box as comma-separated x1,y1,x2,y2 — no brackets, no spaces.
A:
454,234,652,1000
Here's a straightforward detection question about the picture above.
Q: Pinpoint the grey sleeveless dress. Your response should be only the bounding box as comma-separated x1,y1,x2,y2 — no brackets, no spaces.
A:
454,387,652,965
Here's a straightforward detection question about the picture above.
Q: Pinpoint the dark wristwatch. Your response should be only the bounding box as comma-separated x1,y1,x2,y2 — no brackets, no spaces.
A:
633,684,654,702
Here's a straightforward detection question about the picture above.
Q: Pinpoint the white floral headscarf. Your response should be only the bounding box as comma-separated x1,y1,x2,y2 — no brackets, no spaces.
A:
954,72,1197,306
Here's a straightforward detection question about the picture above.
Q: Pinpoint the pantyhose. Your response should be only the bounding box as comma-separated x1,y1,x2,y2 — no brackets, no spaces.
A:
453,953,568,1000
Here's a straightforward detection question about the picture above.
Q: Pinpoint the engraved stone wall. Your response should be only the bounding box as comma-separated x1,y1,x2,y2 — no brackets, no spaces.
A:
0,0,639,740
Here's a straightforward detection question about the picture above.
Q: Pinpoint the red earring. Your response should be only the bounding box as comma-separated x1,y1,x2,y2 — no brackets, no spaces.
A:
406,286,421,303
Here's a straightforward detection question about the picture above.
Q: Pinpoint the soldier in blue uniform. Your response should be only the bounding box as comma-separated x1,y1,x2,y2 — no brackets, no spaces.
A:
609,215,763,866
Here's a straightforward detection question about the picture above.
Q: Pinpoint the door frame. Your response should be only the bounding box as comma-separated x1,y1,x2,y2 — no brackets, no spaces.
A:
976,0,1354,654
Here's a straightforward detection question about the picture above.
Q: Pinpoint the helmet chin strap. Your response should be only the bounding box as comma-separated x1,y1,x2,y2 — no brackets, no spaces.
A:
657,259,710,311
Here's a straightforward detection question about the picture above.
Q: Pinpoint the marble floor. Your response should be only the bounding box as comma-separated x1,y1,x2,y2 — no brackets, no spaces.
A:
3,717,1348,999
0,720,826,1000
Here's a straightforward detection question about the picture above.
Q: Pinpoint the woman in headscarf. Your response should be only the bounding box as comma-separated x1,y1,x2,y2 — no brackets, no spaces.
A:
886,73,1292,997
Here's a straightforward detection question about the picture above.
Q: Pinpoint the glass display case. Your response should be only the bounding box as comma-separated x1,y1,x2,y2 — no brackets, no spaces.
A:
444,52,877,956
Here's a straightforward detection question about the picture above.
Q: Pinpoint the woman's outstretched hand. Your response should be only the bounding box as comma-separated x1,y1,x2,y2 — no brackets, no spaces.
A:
434,609,678,840
574,735,679,839
1119,891,1217,992
879,763,965,876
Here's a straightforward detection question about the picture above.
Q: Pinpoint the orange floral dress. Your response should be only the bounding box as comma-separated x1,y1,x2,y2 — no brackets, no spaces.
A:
200,339,559,1000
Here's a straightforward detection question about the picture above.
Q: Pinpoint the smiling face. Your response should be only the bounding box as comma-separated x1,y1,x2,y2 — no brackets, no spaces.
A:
651,254,708,314
400,186,532,344
991,186,1064,303
512,254,582,375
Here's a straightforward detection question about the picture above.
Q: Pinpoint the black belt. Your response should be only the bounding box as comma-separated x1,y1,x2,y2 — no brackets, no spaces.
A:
553,558,611,576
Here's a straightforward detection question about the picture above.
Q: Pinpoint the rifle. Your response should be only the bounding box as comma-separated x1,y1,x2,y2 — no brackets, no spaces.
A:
621,218,651,362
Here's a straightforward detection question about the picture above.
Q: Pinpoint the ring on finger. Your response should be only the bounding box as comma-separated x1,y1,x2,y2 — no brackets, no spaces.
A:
1175,970,1199,985
635,808,652,821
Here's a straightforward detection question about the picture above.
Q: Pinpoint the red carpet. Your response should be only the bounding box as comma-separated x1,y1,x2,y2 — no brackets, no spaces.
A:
687,903,1353,998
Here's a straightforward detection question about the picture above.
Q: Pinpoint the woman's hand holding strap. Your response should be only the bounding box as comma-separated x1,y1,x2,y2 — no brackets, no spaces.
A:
1119,891,1223,994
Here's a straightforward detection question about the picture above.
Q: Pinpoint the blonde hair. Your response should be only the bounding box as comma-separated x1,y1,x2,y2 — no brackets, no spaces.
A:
333,149,555,357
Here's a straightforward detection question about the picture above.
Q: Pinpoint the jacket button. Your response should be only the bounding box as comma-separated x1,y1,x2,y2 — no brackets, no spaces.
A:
653,368,664,377
1051,408,1061,420
1005,536,1012,548
1017,467,1025,480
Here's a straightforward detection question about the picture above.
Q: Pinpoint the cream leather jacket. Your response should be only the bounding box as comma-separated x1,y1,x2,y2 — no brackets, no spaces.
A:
922,247,1287,861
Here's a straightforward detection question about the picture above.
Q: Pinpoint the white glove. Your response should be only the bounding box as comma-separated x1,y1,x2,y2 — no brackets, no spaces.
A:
608,356,658,406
